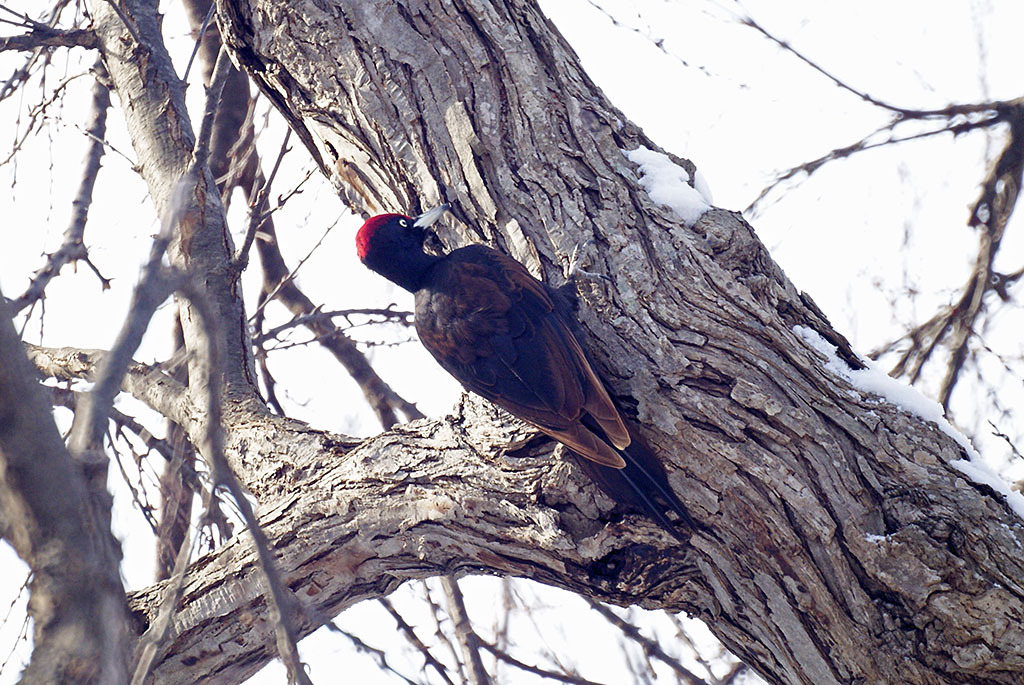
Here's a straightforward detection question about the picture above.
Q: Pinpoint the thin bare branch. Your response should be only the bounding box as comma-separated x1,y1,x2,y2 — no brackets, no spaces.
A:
331,628,425,685
0,26,97,51
378,598,457,685
66,227,177,455
745,115,1005,215
989,420,1024,464
737,10,1017,119
0,0,72,104
737,8,1021,216
872,107,1024,409
585,600,710,685
252,217,423,427
175,275,312,685
477,641,608,685
182,0,216,84
10,59,111,314
420,580,465,683
191,46,233,173
440,576,491,685
255,307,414,344
233,128,291,271
1,69,90,168
156,315,199,581
132,470,213,684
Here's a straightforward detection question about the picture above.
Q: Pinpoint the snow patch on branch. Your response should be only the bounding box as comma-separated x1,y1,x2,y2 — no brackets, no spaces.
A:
623,146,711,226
794,325,1024,522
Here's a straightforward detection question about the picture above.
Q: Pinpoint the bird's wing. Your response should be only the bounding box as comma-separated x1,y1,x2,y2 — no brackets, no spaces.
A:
416,246,629,468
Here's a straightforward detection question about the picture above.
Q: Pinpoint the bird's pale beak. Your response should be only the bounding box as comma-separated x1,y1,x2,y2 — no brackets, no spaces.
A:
412,203,450,229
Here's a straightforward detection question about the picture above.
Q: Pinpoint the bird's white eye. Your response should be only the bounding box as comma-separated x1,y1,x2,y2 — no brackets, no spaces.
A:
399,219,408,227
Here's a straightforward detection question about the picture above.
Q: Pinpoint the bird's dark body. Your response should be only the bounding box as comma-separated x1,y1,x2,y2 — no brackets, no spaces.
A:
416,246,605,440
357,211,695,540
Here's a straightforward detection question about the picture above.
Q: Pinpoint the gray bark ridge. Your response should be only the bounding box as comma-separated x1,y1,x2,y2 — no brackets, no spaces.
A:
117,0,1024,683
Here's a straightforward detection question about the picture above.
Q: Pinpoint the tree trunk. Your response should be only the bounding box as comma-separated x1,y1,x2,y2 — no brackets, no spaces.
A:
105,0,1024,683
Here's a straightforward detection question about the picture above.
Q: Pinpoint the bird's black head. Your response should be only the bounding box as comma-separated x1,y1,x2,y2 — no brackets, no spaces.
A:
356,205,449,292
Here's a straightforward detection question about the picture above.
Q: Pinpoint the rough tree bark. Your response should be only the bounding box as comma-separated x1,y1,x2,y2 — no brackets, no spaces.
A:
0,292,129,683
69,0,1024,683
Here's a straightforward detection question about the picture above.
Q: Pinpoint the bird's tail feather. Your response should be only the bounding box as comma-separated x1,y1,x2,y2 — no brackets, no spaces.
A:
574,417,698,542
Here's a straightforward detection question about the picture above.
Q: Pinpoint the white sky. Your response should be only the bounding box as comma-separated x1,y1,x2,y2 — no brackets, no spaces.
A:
0,0,1022,682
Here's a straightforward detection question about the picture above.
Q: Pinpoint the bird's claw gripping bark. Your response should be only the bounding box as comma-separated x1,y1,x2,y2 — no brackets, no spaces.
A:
563,239,611,283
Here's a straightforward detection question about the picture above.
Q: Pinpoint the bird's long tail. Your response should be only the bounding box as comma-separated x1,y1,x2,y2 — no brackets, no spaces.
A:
573,417,697,542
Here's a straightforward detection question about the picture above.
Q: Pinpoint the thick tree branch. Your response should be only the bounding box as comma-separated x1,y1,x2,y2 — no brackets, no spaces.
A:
182,0,423,428
204,2,1024,684
124,392,702,685
0,287,129,683
25,326,1024,685
26,345,194,432
89,0,259,407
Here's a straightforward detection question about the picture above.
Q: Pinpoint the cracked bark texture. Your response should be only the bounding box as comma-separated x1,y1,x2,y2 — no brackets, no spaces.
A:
102,0,1024,683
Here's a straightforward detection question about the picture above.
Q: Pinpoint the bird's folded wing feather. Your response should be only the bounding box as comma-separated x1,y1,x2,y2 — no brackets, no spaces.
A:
416,246,629,468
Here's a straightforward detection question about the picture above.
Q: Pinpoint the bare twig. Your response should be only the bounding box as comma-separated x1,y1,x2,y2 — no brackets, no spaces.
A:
492,577,514,675
156,314,200,580
249,218,341,322
233,128,291,270
989,420,1024,464
745,115,1004,215
0,574,30,676
255,343,286,415
332,628,424,685
379,598,457,685
1,69,90,167
251,216,424,427
11,59,111,314
737,10,1016,118
255,307,414,344
477,641,608,685
667,613,721,681
736,9,1019,216
182,1,216,84
46,385,205,545
132,471,213,684
271,165,317,208
872,107,1024,409
440,576,491,685
585,599,711,685
0,0,71,106
420,580,465,681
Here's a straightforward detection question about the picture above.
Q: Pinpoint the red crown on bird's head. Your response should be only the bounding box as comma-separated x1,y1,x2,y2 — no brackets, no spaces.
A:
356,213,409,260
